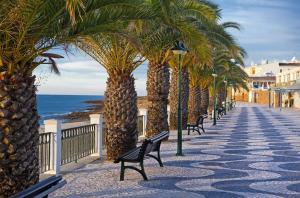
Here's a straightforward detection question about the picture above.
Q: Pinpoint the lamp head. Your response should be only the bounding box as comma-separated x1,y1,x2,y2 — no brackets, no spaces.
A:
171,41,188,55
212,73,218,77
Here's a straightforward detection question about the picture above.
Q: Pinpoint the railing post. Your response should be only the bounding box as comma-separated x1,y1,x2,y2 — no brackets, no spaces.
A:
138,108,147,136
90,114,103,158
44,119,61,175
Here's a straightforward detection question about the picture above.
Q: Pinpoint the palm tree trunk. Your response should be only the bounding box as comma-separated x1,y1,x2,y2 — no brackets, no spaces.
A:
218,86,225,107
0,72,39,197
200,86,209,115
146,62,170,137
170,67,189,130
188,86,201,123
104,74,138,161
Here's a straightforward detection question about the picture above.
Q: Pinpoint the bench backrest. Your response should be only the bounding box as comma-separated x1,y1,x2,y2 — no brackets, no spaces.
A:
138,139,153,160
11,175,65,198
196,115,206,125
147,131,169,152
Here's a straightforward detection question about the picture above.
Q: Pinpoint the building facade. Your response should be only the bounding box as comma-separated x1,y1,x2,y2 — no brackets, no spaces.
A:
235,58,300,108
274,66,300,108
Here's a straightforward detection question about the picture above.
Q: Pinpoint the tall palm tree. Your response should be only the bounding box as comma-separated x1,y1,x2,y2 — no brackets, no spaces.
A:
188,66,202,123
140,25,174,138
0,0,149,196
166,0,219,130
169,60,190,130
146,52,171,137
142,0,218,134
0,1,77,195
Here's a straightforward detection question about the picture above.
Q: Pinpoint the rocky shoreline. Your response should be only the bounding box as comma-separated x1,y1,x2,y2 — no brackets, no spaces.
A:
61,96,148,122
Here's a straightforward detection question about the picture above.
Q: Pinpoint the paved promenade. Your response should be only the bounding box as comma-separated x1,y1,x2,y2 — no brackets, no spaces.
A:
51,104,300,198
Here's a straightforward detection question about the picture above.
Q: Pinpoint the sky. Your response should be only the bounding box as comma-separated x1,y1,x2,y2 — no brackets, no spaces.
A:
35,0,300,96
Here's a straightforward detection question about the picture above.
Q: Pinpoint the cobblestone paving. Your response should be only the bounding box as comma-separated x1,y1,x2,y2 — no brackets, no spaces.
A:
51,104,300,198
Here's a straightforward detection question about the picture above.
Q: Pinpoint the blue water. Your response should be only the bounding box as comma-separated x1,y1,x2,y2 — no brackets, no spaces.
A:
37,95,103,122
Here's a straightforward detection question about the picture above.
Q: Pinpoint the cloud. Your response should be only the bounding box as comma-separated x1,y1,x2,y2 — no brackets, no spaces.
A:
34,58,148,96
214,0,300,64
36,1,300,95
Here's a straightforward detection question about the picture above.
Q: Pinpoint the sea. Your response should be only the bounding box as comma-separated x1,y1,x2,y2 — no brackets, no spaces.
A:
37,95,103,123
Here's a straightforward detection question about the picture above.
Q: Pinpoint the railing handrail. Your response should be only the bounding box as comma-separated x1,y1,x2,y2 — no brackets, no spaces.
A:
61,124,97,132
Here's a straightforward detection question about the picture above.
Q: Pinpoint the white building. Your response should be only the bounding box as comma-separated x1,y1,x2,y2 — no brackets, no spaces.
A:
236,58,300,107
275,66,300,108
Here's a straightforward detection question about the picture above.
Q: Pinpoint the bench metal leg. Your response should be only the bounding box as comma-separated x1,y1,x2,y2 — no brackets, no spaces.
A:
121,162,148,181
188,127,190,135
140,161,148,181
147,152,163,167
195,128,201,135
200,125,205,133
120,161,125,181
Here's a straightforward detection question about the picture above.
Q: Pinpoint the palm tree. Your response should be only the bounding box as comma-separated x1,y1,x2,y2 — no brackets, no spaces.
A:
169,60,190,130
215,57,249,107
0,1,76,195
166,1,219,130
77,32,146,160
188,66,201,123
0,0,149,196
142,0,218,135
140,25,174,138
146,52,171,137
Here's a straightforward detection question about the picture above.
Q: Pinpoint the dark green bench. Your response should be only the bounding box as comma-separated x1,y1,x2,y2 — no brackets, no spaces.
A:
114,131,169,181
187,115,207,135
10,175,66,198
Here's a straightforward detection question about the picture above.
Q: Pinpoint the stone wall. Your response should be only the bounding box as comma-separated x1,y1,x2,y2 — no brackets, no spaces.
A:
235,89,249,102
252,90,270,105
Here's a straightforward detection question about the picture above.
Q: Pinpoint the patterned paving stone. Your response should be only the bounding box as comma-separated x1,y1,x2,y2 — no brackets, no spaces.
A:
50,104,300,197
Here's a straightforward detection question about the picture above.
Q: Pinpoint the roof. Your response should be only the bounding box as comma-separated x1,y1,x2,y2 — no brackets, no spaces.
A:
249,76,276,81
279,63,300,66
273,83,300,92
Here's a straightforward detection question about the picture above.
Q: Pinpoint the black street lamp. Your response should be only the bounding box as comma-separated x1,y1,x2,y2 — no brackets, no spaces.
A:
212,72,218,126
171,41,187,156
268,88,271,108
224,78,228,115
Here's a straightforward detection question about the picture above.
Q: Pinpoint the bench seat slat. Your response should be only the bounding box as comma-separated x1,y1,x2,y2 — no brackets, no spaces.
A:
11,175,65,198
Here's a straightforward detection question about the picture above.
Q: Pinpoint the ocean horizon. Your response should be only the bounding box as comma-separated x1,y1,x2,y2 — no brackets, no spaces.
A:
37,94,104,122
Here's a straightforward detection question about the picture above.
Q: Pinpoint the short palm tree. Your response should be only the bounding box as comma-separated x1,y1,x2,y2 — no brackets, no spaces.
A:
77,33,145,160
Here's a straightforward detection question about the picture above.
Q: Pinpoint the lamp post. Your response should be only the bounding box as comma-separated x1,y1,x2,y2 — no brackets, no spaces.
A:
228,82,233,110
279,88,282,111
171,41,187,156
212,73,218,125
224,79,228,115
268,88,271,108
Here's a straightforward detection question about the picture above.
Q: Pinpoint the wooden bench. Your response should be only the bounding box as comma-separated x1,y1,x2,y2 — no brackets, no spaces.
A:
114,131,169,181
11,175,66,198
187,115,207,135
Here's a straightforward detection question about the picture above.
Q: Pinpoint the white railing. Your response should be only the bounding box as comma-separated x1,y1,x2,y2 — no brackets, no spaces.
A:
40,114,103,175
40,111,149,175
